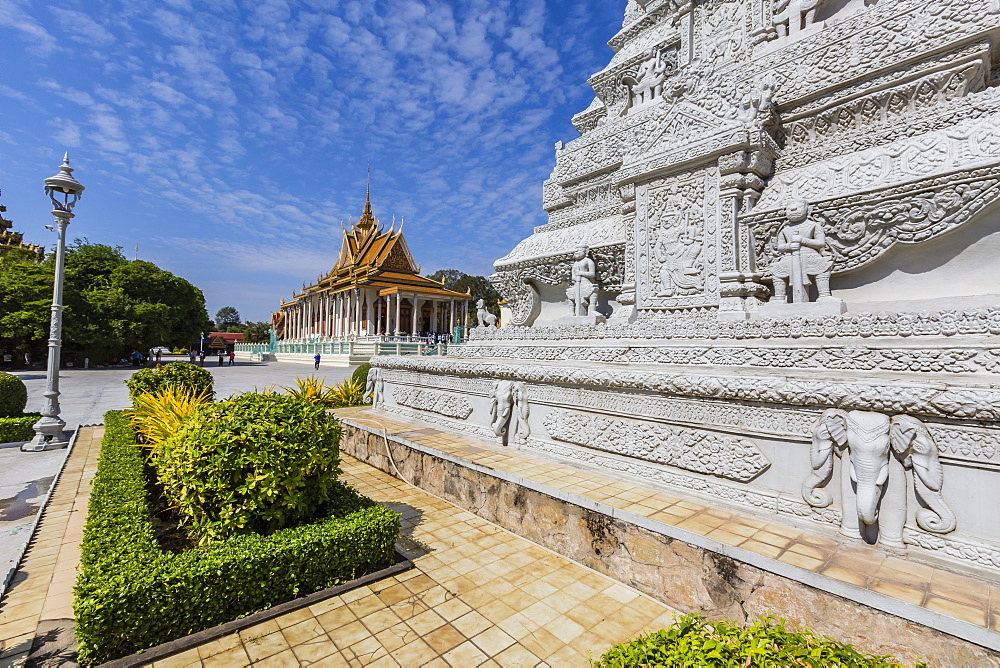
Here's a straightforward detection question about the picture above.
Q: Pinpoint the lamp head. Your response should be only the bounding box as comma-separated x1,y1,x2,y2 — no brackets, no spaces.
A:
44,153,85,213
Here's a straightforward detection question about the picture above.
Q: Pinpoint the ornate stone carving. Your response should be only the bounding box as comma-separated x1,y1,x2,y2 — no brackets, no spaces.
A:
490,380,529,446
748,165,1000,277
392,387,473,420
365,367,385,408
371,356,1000,422
543,409,770,482
803,410,956,549
457,343,1000,377
468,306,1000,342
636,169,719,310
566,246,599,318
623,48,670,114
476,299,497,329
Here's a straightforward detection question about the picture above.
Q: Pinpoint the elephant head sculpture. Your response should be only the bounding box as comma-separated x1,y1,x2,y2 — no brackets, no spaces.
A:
364,367,384,408
489,380,530,446
803,409,955,549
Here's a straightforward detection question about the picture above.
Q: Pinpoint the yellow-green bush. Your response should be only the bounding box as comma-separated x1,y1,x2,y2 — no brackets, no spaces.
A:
591,613,910,668
129,386,210,448
153,393,344,543
74,411,399,664
125,362,214,404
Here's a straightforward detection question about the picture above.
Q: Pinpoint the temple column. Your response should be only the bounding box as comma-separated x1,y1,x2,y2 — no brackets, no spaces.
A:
354,288,362,336
449,300,455,333
411,296,419,336
364,291,371,336
394,294,402,336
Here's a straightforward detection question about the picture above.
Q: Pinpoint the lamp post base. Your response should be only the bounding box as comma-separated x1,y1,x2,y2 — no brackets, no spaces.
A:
23,416,70,451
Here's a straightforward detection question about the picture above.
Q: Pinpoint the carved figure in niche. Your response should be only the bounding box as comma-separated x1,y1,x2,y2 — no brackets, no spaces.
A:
566,246,598,316
476,299,497,328
489,380,530,446
364,367,384,408
655,214,702,297
622,48,667,114
803,409,956,549
772,0,830,38
769,199,834,304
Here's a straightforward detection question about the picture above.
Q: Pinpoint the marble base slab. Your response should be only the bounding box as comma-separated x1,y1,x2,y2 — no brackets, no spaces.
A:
757,297,847,318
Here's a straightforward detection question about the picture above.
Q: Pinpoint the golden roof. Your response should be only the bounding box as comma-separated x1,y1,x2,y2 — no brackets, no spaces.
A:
285,186,469,303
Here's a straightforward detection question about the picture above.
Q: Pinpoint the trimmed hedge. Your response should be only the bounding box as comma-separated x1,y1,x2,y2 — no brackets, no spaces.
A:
74,411,400,665
0,414,39,443
154,394,343,542
125,362,214,404
0,371,27,417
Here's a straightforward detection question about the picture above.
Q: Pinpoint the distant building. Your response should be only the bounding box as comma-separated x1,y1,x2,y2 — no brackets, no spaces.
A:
0,196,43,260
275,186,469,341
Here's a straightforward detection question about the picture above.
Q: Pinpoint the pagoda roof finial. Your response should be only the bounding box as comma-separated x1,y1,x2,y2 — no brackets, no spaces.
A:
355,163,376,233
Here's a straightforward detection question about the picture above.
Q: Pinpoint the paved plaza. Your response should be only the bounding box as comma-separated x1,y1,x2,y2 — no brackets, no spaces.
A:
1,424,677,667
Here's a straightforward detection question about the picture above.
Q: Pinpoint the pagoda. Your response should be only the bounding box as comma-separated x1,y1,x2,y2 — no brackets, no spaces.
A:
0,193,43,260
276,184,470,340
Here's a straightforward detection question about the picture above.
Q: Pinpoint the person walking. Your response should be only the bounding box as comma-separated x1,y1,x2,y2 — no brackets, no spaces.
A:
131,350,142,367
217,350,224,366
199,349,206,366
155,349,162,363
314,353,321,370
228,350,236,366
189,349,196,364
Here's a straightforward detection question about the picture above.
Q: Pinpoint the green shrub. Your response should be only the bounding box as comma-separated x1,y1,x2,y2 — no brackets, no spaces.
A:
327,377,367,408
591,613,908,668
153,393,343,543
125,362,214,404
74,411,399,665
351,362,371,387
0,371,27,417
0,414,40,442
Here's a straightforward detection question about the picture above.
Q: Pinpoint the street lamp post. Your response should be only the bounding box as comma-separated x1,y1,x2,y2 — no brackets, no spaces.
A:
24,154,85,452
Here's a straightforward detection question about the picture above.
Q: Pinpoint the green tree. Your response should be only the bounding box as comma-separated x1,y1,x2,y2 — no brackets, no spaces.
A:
0,251,52,366
61,241,211,362
214,306,240,332
426,270,500,326
231,320,271,342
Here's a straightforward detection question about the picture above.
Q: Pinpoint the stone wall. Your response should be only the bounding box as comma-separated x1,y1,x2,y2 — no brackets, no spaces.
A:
340,422,1000,667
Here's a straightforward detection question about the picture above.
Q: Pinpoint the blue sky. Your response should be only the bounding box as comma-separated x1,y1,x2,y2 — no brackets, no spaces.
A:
0,0,623,322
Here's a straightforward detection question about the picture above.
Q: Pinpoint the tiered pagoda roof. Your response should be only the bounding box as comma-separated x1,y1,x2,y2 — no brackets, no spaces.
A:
281,185,469,305
0,196,43,260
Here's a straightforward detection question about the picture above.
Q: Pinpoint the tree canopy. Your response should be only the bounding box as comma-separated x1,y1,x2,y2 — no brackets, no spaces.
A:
425,269,500,326
214,306,241,331
0,240,211,365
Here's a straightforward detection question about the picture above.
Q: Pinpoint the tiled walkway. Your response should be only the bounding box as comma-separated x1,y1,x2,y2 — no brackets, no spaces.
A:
151,456,677,667
333,407,1000,635
0,426,102,666
0,426,678,667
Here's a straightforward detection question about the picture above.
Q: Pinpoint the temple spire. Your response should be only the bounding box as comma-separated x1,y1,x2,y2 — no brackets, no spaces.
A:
355,164,376,233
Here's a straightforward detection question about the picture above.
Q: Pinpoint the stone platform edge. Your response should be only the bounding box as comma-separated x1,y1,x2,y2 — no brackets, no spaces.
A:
338,417,1000,663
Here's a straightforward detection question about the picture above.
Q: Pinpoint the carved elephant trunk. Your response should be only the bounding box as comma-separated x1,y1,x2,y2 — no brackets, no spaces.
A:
845,412,892,526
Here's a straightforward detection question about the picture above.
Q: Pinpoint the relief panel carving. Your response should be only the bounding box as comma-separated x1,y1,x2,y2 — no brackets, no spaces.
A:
392,387,473,420
543,409,770,482
636,168,719,310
